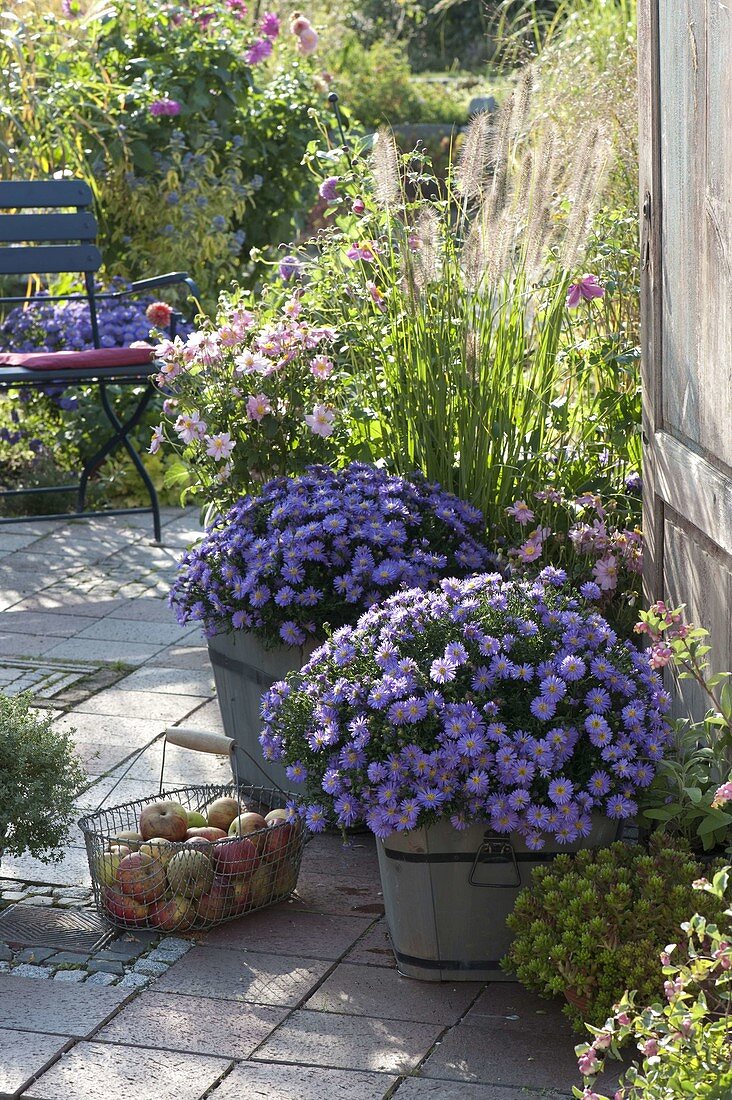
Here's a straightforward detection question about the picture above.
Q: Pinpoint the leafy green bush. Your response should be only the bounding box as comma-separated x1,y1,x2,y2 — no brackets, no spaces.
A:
503,837,727,1033
0,693,85,863
574,866,732,1100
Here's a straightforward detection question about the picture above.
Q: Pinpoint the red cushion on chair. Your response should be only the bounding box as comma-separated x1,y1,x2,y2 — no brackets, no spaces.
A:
0,345,155,371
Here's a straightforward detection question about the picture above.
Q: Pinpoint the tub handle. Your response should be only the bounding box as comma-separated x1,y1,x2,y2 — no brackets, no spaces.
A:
468,833,521,888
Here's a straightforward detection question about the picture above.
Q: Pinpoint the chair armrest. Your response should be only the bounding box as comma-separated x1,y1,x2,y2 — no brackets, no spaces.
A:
129,272,201,301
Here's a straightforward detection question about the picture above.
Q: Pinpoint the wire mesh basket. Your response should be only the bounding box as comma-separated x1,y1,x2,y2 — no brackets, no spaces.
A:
78,783,305,933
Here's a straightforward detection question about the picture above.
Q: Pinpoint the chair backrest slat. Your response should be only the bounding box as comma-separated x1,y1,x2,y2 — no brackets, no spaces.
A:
0,212,98,243
0,243,102,276
0,180,93,209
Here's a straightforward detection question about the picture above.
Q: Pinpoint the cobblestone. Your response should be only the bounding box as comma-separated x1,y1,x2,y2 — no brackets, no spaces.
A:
132,959,170,977
145,938,192,963
53,969,87,983
116,971,150,991
88,959,125,977
12,963,54,979
17,947,56,964
84,971,117,987
0,943,11,962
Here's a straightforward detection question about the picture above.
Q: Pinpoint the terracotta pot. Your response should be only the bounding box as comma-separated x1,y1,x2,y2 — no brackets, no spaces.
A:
564,986,591,1014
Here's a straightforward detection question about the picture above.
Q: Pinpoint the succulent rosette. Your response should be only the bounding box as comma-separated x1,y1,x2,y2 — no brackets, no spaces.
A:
170,462,495,648
259,572,672,844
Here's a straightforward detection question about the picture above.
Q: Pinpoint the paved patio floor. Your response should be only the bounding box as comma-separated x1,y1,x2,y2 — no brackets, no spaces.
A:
0,510,620,1100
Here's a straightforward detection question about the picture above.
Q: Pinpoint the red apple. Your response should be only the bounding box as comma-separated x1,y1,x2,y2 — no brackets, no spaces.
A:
225,876,253,915
102,887,149,927
206,796,242,832
95,851,123,889
139,801,188,842
263,819,298,859
149,893,195,931
212,835,260,877
264,809,289,825
117,852,166,904
196,876,234,922
186,826,227,842
184,837,213,856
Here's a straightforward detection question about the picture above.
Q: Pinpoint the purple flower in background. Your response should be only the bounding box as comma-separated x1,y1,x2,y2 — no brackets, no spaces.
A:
567,273,605,309
149,99,181,117
260,12,281,38
278,254,303,281
245,37,274,65
318,176,339,201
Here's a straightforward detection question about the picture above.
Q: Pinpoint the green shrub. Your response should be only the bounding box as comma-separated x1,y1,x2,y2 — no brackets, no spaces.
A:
0,694,85,863
503,837,727,1033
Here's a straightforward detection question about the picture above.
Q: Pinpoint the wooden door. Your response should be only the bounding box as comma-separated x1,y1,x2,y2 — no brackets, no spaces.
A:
638,0,732,704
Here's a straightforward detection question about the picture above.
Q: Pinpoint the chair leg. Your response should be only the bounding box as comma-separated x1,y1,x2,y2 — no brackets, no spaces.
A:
77,381,162,542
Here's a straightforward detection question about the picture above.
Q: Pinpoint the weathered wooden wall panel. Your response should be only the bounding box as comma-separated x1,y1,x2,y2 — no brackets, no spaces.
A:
640,0,732,708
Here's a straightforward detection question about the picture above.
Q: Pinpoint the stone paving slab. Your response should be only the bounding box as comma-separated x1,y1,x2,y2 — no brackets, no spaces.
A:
10,592,127,616
253,1009,442,1075
393,1081,568,1100
0,846,91,888
23,1041,231,1100
107,598,191,623
209,1061,398,1100
107,739,231,787
199,907,374,960
0,611,93,637
148,645,215,670
0,633,58,658
54,713,168,748
304,963,483,1026
289,870,385,919
74,688,209,721
342,918,396,968
76,777,159,814
464,983,560,1021
0,975,128,1037
44,639,164,665
73,618,194,646
95,991,288,1059
154,945,331,1006
417,1015,581,1091
72,739,150,777
113,665,215,697
0,1027,70,1098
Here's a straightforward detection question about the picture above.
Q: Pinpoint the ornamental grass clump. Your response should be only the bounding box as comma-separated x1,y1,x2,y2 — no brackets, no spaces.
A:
259,573,671,839
170,462,494,649
504,836,727,1035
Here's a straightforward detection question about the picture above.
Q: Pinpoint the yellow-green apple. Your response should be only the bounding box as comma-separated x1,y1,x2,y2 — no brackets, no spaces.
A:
117,852,166,903
109,830,142,850
272,858,300,899
149,893,195,931
186,826,227,842
206,796,241,832
95,850,123,889
228,812,267,851
247,864,274,909
212,835,259,877
102,887,149,926
139,801,188,842
225,876,253,915
138,837,175,866
166,849,214,898
186,810,207,828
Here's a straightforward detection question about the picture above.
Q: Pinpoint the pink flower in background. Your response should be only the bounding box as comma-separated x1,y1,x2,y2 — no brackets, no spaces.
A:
310,355,334,379
278,255,302,281
235,349,275,375
162,398,178,415
304,404,335,436
246,37,274,65
175,411,207,444
283,298,302,319
367,281,386,311
297,25,319,55
319,176,339,201
290,14,311,34
518,538,543,563
259,11,280,36
593,553,618,591
149,99,181,117
226,0,248,15
205,432,236,461
577,1048,600,1076
146,301,173,328
567,273,605,309
506,500,535,526
352,197,366,215
149,424,165,454
712,781,732,807
246,394,272,422
346,242,377,262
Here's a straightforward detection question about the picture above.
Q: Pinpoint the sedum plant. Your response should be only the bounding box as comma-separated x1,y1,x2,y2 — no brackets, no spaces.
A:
575,865,732,1100
0,693,85,864
503,837,726,1033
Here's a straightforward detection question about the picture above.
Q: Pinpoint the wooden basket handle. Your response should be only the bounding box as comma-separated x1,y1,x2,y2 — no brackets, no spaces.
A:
163,726,234,756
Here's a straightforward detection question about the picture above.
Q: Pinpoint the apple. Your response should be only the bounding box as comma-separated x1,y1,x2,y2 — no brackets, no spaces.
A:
228,812,267,850
264,809,289,825
117,852,167,904
263,818,298,858
95,851,123,889
167,849,214,898
139,801,189,842
108,844,131,857
149,893,195,931
212,835,260,877
109,830,142,850
184,837,213,856
138,837,175,866
186,810,207,828
196,877,234,922
206,796,242,832
186,827,227,842
102,887,149,926
247,864,274,909
272,858,300,899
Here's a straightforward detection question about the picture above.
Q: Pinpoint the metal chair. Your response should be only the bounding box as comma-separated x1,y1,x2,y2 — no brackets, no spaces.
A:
0,179,199,542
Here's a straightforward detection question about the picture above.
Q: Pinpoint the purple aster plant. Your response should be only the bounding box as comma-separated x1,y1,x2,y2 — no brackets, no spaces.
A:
171,462,496,649
258,574,672,840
